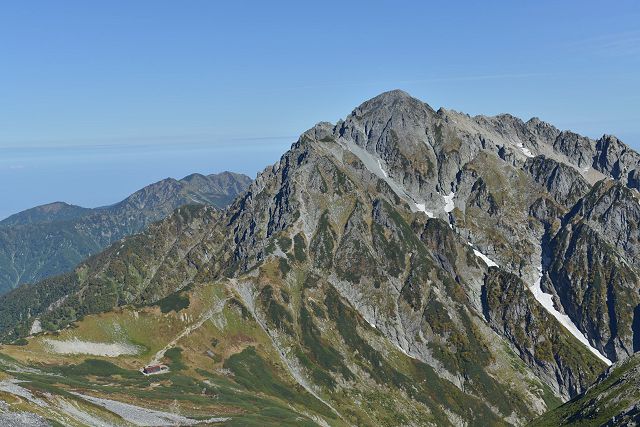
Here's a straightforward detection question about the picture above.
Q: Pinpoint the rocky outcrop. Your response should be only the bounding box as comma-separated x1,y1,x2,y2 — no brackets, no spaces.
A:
594,134,640,190
544,180,640,362
547,220,639,362
563,180,640,271
552,131,596,170
525,156,590,207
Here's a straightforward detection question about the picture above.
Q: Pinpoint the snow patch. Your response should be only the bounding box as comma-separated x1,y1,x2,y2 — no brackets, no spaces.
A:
516,142,534,158
467,243,498,267
44,338,142,357
528,267,612,366
473,249,498,267
415,203,434,218
393,342,415,359
363,317,377,329
442,191,455,213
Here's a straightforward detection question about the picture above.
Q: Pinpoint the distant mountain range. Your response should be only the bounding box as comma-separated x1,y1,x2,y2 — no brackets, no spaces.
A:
0,91,638,426
0,171,251,295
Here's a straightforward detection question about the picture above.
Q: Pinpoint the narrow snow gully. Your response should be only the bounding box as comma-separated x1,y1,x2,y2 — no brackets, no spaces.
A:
467,242,498,268
528,267,612,366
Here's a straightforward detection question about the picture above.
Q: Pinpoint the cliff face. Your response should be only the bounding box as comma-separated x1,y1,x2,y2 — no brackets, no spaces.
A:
1,90,639,425
547,180,640,362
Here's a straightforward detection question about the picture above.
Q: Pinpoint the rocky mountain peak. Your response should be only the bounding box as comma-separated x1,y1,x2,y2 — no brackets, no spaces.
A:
342,90,435,147
350,89,433,118
354,89,419,109
1,90,638,426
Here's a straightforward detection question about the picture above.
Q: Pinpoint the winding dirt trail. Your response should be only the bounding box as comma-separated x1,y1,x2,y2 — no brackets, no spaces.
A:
148,297,229,366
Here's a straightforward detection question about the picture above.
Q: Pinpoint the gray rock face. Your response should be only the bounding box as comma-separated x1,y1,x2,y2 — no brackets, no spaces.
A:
0,412,51,427
483,268,603,399
594,135,640,190
566,181,640,271
552,131,597,169
548,221,638,359
546,180,640,361
525,156,590,207
526,117,562,143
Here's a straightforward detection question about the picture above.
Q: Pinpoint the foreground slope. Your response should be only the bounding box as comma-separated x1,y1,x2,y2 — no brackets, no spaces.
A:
531,353,640,426
0,171,251,295
0,90,639,425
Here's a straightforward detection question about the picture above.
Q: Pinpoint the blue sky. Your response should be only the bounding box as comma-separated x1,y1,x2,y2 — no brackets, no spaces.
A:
1,1,639,219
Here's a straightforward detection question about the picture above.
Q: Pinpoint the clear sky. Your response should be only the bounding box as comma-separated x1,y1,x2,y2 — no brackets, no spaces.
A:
1,1,639,219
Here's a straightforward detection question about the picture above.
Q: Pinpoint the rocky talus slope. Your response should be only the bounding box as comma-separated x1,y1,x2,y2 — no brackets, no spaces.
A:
0,171,251,295
0,90,638,426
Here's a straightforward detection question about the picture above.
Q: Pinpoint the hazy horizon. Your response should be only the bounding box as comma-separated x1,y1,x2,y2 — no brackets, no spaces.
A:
2,1,639,218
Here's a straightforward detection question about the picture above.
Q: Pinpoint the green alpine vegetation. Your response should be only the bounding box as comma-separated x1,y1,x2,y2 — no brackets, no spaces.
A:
531,353,640,426
0,171,251,295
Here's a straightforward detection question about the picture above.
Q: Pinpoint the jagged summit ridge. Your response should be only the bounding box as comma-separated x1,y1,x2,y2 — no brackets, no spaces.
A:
333,90,638,190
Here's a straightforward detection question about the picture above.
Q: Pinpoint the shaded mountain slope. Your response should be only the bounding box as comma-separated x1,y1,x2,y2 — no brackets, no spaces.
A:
531,353,640,426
